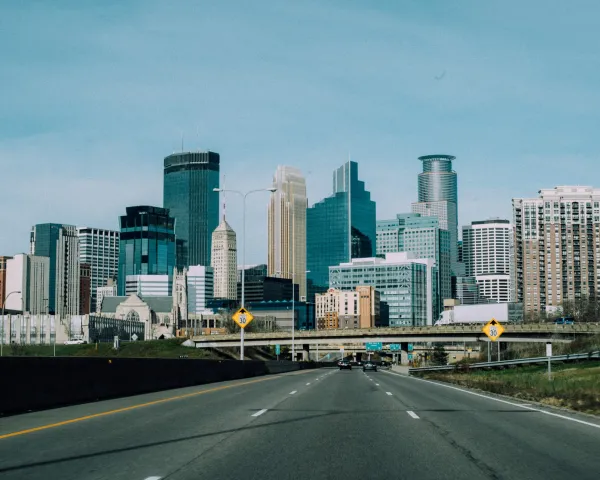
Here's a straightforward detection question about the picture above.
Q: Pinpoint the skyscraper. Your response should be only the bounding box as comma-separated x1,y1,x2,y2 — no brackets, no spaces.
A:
30,223,80,318
79,263,91,314
268,166,307,298
0,256,12,308
462,219,513,303
411,154,459,274
163,151,220,268
211,218,237,301
4,254,50,314
77,227,119,312
307,161,376,291
117,206,176,296
513,186,600,314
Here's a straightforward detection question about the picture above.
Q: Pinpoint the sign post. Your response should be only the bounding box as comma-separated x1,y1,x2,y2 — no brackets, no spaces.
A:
232,307,254,360
546,342,552,380
482,318,504,363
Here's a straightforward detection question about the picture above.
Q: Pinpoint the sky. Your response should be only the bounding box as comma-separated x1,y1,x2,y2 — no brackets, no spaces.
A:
1,0,599,264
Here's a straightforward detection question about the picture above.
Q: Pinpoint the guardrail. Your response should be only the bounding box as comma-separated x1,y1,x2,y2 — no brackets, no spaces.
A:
409,350,600,374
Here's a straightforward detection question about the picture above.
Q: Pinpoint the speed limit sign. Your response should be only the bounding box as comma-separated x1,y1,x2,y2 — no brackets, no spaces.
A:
482,318,505,341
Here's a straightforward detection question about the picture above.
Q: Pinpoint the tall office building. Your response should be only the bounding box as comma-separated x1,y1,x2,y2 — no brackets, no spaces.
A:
411,154,459,274
0,256,12,307
307,161,376,291
211,218,237,301
513,186,600,313
187,265,214,314
79,263,91,314
77,227,119,312
462,219,513,303
4,254,50,314
268,166,307,298
163,151,220,268
117,206,176,296
125,275,172,296
30,223,80,318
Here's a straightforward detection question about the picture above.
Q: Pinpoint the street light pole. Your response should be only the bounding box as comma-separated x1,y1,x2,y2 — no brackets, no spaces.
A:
214,187,276,361
1,290,21,356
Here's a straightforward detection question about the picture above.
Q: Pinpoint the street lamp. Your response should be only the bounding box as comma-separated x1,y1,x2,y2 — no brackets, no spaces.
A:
213,187,277,360
1,290,21,356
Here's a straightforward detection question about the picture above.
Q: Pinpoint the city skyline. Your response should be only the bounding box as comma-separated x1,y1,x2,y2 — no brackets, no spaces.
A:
2,1,599,265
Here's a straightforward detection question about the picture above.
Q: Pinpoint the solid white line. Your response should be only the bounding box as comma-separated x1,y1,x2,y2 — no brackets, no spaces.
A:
386,392,393,396
407,411,420,419
289,391,297,395
252,409,268,417
380,370,600,430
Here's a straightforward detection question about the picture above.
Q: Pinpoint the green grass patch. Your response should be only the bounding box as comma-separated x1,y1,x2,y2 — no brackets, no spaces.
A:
421,361,600,414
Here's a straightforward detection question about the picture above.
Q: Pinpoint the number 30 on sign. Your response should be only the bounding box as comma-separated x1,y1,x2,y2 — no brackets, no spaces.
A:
232,307,254,329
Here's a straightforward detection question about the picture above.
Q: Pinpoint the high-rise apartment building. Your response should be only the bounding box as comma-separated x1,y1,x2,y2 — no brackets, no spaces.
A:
462,219,513,303
77,227,119,312
163,151,220,268
329,252,437,326
411,154,459,274
117,206,176,296
211,218,237,301
4,254,50,314
513,186,600,313
30,223,80,318
187,265,214,314
268,166,307,298
307,161,376,291
0,256,12,307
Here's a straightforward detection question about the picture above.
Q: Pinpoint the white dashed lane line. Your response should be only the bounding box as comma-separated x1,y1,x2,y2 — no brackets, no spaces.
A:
386,392,393,396
407,411,420,419
252,409,268,417
289,391,297,395
306,383,311,386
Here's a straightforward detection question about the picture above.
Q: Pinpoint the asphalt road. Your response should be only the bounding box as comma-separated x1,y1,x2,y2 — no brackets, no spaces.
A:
1,367,599,480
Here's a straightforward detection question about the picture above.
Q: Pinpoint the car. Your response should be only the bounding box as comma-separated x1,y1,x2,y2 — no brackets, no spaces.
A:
64,339,86,345
363,362,377,372
554,317,575,325
339,361,352,370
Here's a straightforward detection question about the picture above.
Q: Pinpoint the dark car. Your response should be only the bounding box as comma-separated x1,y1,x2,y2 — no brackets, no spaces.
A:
339,361,352,370
363,362,377,372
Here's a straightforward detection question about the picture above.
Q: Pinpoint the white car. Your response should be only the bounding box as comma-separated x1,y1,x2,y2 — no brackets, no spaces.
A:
64,339,86,345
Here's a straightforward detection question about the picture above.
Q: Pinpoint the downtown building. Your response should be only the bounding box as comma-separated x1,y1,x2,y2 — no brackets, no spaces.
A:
315,286,379,329
307,161,376,296
411,154,461,275
4,254,50,314
30,223,80,318
513,186,600,314
211,217,237,301
187,265,214,314
163,151,220,268
268,166,307,299
329,252,437,327
462,219,514,303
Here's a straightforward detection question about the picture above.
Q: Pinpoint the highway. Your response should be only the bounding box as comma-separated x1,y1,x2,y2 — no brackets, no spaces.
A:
1,368,599,480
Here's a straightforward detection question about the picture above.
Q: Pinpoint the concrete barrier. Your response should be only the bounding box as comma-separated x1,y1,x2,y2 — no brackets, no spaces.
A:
0,357,320,416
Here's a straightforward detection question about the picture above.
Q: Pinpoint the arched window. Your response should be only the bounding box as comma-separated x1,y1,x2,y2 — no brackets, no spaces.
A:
126,310,140,322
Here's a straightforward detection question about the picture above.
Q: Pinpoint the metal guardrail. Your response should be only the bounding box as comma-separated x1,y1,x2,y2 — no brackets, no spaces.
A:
408,351,600,373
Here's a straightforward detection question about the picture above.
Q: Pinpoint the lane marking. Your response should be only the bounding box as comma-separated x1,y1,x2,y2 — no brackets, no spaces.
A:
386,392,393,396
252,409,268,417
144,477,162,480
375,384,380,386
380,370,600,430
0,376,280,441
407,411,420,419
306,383,311,386
289,391,297,395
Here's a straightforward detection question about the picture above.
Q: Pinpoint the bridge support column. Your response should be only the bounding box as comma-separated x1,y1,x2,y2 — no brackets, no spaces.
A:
302,344,310,361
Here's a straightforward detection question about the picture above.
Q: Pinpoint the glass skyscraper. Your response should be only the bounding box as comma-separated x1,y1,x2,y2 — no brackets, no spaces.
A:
163,151,220,268
118,206,176,295
307,161,376,291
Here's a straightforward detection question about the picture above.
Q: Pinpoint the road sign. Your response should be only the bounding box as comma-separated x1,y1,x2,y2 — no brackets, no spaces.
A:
275,344,280,355
546,342,552,357
482,318,505,342
408,344,414,352
131,333,138,342
408,354,413,360
232,307,254,329
389,344,401,351
366,342,382,351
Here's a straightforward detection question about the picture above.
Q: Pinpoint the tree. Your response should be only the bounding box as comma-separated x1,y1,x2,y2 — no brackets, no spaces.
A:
432,343,449,366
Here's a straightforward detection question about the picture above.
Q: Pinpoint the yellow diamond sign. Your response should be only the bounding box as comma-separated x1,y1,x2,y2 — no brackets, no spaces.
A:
232,307,254,329
482,318,505,342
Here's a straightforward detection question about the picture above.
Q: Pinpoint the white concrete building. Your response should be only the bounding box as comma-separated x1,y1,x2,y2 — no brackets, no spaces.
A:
268,166,307,298
211,218,237,300
187,265,213,314
315,288,360,329
125,275,172,297
96,285,117,313
4,254,50,314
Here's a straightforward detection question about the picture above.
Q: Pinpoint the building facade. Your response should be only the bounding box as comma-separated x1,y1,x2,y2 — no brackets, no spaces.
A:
237,276,297,304
4,254,50,314
246,300,315,331
462,219,513,303
30,223,80,318
0,256,11,307
329,252,436,327
411,154,459,274
268,166,307,298
187,265,213,314
79,263,91,314
117,206,176,296
77,227,119,313
96,284,117,313
315,286,379,329
163,151,220,268
307,161,376,292
211,218,237,301
125,275,172,297
453,276,481,305
513,186,600,313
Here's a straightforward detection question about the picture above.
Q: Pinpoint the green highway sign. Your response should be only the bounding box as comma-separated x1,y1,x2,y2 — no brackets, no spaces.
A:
366,342,383,351
389,344,401,351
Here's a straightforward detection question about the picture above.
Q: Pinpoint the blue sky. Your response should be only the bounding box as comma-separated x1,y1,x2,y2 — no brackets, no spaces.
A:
1,0,599,264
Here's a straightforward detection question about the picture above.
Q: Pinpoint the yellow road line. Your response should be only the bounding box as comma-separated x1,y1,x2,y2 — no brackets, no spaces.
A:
0,376,279,440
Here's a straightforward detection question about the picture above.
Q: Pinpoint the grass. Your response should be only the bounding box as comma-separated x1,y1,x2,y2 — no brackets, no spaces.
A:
4,339,274,361
421,361,600,414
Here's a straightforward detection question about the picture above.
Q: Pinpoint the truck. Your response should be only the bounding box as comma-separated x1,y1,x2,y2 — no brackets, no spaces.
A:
434,303,523,326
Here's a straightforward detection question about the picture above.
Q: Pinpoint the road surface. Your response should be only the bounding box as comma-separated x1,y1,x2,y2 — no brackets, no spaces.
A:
1,367,599,479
